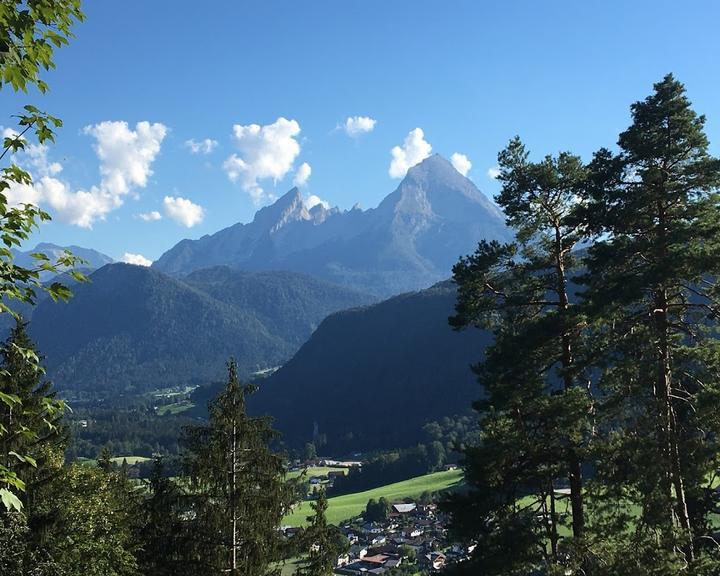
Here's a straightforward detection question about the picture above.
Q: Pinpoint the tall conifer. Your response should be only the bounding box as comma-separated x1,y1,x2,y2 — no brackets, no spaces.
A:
445,139,592,574
581,74,720,570
183,359,295,575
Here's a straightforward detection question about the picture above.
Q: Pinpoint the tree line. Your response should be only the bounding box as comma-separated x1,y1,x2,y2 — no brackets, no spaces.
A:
1,325,342,575
443,75,720,575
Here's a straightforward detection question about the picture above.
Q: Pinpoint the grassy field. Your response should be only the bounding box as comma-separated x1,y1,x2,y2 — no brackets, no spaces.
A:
112,456,151,465
283,469,463,527
156,400,195,416
75,455,151,467
286,466,349,480
278,556,305,575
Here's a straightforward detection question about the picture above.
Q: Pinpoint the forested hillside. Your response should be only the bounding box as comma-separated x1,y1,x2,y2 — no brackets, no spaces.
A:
23,263,373,396
248,281,491,452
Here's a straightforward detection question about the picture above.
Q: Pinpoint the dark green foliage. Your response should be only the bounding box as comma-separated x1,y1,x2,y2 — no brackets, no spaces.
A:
444,138,592,574
182,267,373,349
0,320,67,510
182,360,296,575
364,497,390,522
329,437,456,496
579,74,720,571
138,456,188,576
444,75,720,575
22,263,372,396
33,463,141,576
64,399,193,462
297,489,345,576
0,511,33,575
250,281,491,452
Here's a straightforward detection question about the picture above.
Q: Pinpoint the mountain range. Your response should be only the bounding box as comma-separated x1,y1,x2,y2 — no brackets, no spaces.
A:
153,155,510,297
12,242,114,280
18,264,372,397
6,155,509,448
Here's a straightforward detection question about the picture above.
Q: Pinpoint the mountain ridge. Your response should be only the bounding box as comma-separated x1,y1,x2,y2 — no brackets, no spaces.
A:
17,263,375,396
153,155,510,296
246,280,491,452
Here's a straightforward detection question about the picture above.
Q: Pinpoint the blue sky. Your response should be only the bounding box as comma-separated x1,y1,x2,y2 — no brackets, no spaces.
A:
4,0,719,263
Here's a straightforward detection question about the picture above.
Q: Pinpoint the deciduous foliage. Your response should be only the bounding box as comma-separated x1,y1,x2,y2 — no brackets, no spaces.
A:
34,463,141,576
182,359,295,575
0,0,85,510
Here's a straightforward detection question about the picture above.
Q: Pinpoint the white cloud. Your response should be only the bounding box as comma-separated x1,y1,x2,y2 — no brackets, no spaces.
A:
344,116,376,136
389,128,432,178
451,152,472,177
138,210,162,221
163,195,204,228
293,162,312,187
184,138,218,154
487,167,501,179
84,121,167,197
223,117,302,204
121,252,152,266
305,194,330,210
5,121,167,228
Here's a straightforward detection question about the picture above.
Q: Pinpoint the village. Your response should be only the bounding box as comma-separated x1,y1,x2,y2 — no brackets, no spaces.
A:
282,461,475,575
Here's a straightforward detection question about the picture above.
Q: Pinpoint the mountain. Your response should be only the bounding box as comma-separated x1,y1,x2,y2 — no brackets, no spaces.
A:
181,267,372,349
12,242,114,279
246,281,491,453
20,264,373,397
153,155,510,297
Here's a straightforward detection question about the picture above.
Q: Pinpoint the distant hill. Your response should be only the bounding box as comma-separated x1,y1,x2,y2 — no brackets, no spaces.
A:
153,155,510,297
247,281,490,453
12,242,114,280
19,263,373,397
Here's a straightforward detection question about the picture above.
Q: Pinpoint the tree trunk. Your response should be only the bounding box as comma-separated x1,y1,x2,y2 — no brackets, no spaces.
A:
655,288,694,561
231,413,238,574
654,196,694,561
554,224,585,539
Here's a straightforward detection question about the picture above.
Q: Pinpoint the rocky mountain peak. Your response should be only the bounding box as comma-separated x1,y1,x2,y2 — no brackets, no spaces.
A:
252,187,311,233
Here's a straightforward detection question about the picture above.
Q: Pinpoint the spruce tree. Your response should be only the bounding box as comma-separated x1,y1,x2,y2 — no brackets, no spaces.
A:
581,74,720,570
297,489,344,576
0,320,67,513
182,359,295,575
138,455,187,576
444,139,592,574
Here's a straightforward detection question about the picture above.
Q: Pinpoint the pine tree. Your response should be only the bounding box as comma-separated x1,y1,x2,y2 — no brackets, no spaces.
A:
444,138,592,574
97,446,113,473
182,359,296,575
297,489,344,576
581,74,720,571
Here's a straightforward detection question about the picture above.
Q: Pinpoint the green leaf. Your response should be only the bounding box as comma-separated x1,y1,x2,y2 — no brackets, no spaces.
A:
0,488,23,511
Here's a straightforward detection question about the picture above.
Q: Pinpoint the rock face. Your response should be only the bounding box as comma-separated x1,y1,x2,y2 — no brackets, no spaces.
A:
153,155,510,297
